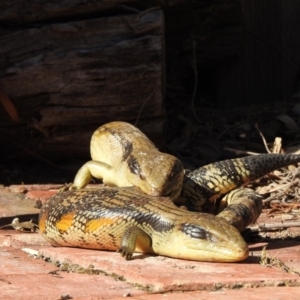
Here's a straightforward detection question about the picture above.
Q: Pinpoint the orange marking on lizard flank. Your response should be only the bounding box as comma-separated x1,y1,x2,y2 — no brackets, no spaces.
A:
84,217,118,232
55,213,76,232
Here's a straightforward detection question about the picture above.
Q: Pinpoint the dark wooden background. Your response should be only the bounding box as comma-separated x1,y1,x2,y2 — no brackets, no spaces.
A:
0,0,299,163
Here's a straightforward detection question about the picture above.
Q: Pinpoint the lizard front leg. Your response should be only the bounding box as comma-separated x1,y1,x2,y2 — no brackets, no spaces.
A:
62,160,113,190
117,226,153,260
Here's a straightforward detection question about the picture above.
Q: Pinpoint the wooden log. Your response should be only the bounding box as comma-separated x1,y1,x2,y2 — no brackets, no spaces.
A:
0,11,164,121
0,1,165,23
0,9,164,160
0,0,244,162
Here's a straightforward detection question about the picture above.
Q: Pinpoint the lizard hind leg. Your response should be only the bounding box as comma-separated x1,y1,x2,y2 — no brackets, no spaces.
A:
117,226,153,260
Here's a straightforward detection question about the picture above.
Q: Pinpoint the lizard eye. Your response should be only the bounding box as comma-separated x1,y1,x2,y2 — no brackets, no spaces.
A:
181,223,210,240
127,155,142,177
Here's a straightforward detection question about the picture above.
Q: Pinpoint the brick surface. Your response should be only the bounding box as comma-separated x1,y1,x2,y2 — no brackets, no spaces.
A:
1,186,300,299
102,287,300,300
25,190,57,203
1,231,300,299
0,187,39,218
0,239,143,300
39,243,300,293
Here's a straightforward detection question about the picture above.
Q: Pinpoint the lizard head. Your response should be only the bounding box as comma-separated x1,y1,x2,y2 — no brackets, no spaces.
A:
153,213,248,262
127,153,185,200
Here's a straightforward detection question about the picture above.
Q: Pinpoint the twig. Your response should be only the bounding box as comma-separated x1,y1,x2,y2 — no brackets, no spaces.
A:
272,137,282,154
255,123,271,153
291,167,300,181
259,246,300,275
264,178,300,194
263,192,288,204
249,221,300,232
223,146,260,156
263,178,300,203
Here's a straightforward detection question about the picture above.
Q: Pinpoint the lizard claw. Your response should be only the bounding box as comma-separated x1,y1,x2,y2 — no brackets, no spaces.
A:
117,247,133,260
59,184,77,192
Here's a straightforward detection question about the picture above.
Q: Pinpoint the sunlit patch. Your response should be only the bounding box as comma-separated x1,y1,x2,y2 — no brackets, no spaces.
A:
55,212,75,232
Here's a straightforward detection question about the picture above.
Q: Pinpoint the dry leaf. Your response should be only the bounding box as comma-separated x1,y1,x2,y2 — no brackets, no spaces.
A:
0,90,19,122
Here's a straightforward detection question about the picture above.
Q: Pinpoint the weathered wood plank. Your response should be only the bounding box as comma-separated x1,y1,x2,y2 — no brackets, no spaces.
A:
0,0,244,162
0,10,164,127
0,9,165,160
0,0,166,23
39,98,160,126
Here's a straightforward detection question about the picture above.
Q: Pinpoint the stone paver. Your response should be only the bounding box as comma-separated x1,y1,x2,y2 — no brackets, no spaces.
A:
101,287,300,300
0,247,142,300
38,243,300,293
56,288,300,300
0,230,300,300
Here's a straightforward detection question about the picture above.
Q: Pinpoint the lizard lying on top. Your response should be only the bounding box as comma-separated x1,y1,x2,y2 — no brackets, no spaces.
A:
63,121,185,200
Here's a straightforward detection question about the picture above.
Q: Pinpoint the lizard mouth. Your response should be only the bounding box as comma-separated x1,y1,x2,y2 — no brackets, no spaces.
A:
148,186,180,199
148,188,163,197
